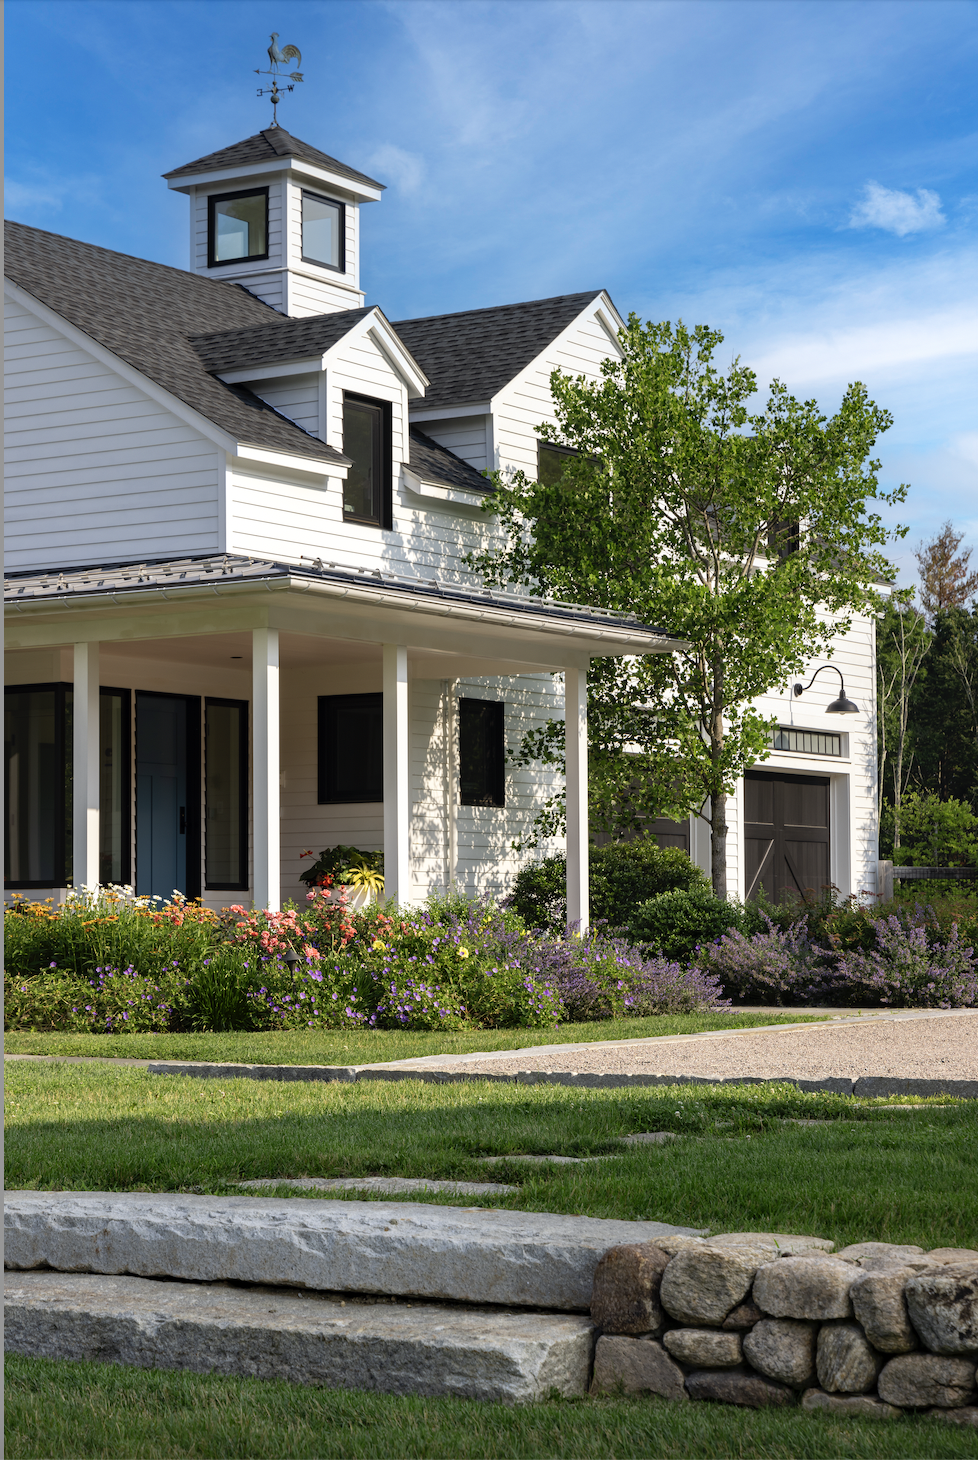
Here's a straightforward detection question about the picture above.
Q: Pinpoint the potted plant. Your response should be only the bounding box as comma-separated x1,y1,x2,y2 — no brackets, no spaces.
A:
299,845,385,908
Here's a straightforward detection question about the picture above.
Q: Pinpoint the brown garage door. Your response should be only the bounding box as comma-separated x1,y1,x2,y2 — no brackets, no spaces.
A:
744,771,830,903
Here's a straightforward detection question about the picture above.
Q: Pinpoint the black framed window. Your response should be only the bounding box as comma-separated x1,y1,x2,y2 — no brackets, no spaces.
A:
768,518,801,559
459,698,505,807
319,694,384,803
302,190,345,270
5,682,71,888
537,441,578,487
99,688,131,887
205,698,248,890
342,393,392,529
208,188,269,267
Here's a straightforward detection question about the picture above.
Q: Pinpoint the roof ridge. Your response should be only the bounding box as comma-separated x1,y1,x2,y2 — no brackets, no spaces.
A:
393,290,603,328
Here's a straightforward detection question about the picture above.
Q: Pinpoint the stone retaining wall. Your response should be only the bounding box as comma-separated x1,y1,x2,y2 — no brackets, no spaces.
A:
589,1233,978,1424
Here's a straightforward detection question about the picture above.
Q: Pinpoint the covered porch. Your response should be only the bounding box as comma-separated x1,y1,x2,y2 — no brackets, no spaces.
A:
4,557,678,924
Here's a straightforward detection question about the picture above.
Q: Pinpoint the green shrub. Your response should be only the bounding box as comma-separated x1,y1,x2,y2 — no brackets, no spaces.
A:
629,890,746,963
891,792,978,868
506,841,709,934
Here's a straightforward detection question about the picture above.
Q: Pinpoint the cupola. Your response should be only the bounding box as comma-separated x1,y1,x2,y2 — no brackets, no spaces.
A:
164,128,385,318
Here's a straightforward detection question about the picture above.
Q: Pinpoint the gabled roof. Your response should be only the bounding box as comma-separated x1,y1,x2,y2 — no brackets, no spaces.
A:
3,220,348,466
393,291,608,410
191,307,373,374
163,127,385,191
408,427,489,494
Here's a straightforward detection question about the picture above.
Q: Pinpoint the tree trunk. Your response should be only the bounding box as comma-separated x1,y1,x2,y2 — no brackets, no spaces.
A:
710,790,728,900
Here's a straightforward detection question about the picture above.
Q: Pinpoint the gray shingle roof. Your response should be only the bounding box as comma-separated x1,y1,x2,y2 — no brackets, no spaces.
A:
163,128,385,192
3,220,348,465
191,307,374,374
394,291,605,410
408,427,489,494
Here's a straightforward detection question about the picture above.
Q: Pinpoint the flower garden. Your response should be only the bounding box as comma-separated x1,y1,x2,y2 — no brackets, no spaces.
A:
5,839,977,1036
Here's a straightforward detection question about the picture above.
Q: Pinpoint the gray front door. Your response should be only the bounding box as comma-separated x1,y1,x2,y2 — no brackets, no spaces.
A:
136,694,198,900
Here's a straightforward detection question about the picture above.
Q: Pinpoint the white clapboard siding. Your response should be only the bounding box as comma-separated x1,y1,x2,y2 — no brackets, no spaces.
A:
411,415,489,475
719,611,879,900
4,297,222,571
192,175,287,313
250,372,321,438
493,306,620,477
283,176,364,316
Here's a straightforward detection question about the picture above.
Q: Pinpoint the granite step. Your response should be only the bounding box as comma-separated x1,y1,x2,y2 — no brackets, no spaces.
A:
4,1271,595,1403
4,1192,705,1312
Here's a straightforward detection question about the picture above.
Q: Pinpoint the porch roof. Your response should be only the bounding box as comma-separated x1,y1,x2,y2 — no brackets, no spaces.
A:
4,553,683,659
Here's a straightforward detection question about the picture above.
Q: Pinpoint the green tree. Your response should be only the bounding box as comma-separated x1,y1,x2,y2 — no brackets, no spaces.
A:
469,318,907,898
876,591,930,846
894,790,978,867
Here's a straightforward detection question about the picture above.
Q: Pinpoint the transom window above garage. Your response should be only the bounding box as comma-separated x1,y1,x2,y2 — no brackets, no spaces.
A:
770,727,843,756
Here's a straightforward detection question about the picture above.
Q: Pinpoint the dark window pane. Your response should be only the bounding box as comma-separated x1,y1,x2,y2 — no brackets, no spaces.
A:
459,698,504,807
342,400,382,523
205,700,248,889
99,690,130,886
768,519,801,558
5,685,70,886
302,192,342,268
538,442,576,487
212,191,267,262
319,694,383,803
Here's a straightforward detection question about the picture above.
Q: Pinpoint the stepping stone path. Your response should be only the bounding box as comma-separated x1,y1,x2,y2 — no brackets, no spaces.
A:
238,1176,519,1197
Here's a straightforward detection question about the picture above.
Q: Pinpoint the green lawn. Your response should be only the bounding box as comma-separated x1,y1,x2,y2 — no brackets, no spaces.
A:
6,1354,976,1460
6,1061,976,1249
3,1010,828,1064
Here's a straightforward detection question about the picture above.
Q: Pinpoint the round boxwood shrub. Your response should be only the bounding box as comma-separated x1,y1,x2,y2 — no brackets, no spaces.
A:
629,889,745,963
505,840,710,934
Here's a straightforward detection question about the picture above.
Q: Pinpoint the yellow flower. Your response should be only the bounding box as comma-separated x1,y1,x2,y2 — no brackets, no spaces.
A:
457,947,469,959
371,939,386,952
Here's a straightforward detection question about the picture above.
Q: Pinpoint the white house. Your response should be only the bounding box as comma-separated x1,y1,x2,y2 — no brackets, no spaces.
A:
4,124,879,916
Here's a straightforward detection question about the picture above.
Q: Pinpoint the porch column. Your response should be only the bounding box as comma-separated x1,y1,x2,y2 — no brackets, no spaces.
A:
383,644,410,905
252,627,280,911
72,641,100,891
565,661,590,932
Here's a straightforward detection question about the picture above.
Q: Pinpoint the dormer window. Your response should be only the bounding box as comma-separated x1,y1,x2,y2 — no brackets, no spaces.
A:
208,188,268,267
302,190,344,271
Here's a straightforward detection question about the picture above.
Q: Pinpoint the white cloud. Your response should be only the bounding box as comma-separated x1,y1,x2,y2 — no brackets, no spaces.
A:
849,181,945,237
4,179,66,214
366,144,426,195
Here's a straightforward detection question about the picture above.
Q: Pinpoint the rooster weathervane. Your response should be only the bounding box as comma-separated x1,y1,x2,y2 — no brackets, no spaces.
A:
255,33,303,126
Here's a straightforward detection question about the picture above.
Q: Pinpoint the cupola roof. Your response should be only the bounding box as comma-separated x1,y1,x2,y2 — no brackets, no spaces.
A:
163,128,385,192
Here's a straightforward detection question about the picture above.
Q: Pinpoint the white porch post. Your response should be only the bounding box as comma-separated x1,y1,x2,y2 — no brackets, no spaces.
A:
252,627,280,911
383,644,410,906
72,641,100,891
565,660,590,933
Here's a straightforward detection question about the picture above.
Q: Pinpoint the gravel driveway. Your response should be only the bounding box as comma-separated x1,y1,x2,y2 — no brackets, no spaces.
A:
378,1011,978,1084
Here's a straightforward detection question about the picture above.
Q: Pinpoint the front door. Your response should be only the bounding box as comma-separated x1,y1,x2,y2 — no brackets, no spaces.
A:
136,693,199,899
744,771,830,902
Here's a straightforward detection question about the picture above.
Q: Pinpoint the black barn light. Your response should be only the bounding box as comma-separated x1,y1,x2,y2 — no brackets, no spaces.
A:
792,665,860,714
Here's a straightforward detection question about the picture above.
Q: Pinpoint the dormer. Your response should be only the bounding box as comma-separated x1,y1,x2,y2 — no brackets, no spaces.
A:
164,127,385,318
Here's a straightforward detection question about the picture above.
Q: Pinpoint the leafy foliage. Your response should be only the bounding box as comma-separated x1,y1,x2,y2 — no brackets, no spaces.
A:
505,841,709,935
890,791,978,868
469,316,905,894
629,889,750,963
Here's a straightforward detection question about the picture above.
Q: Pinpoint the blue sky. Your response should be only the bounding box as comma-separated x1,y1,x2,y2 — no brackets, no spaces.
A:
6,0,977,585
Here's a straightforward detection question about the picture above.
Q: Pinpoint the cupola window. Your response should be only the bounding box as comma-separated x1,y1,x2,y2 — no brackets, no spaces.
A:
208,188,268,266
302,190,344,271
